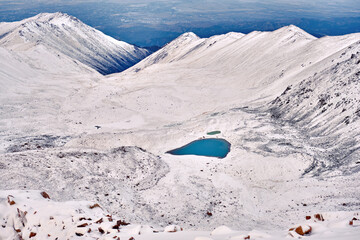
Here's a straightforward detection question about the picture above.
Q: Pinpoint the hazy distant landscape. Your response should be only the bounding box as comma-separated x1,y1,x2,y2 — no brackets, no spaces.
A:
1,0,359,46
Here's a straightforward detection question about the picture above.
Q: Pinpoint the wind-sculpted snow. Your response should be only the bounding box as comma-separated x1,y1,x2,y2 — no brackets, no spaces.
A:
0,12,151,75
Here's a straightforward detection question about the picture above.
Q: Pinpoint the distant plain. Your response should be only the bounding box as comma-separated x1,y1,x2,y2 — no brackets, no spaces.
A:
0,0,359,47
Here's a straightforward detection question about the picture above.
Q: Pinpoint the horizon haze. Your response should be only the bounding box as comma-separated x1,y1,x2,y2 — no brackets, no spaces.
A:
0,0,359,46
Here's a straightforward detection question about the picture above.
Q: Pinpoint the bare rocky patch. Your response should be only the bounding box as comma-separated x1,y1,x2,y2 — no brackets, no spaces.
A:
0,146,169,223
6,135,71,153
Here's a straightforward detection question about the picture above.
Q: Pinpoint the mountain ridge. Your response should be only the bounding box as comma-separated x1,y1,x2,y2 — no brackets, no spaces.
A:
123,26,360,110
0,12,151,75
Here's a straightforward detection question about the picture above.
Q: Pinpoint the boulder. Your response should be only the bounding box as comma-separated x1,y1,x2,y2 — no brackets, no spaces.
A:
289,225,312,236
314,214,324,221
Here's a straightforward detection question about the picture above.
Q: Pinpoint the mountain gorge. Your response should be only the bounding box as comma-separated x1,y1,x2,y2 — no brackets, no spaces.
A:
1,13,360,240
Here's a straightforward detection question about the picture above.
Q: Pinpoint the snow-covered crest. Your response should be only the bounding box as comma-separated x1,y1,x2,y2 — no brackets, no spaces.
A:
0,12,151,75
131,24,316,73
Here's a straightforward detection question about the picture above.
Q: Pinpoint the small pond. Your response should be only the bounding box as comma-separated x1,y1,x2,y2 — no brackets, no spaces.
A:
166,138,231,158
207,130,221,135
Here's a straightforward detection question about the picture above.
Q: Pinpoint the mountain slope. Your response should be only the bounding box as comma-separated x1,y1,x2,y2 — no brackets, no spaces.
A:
133,25,313,71
132,31,245,71
268,40,360,175
103,27,360,129
0,12,151,75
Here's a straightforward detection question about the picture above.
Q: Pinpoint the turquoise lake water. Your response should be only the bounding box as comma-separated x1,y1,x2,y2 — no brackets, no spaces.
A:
167,138,231,158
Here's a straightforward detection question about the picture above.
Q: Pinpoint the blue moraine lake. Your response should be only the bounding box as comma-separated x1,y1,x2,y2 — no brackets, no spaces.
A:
167,138,231,158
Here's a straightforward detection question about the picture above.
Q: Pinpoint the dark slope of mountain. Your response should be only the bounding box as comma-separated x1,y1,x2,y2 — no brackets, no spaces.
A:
0,12,151,75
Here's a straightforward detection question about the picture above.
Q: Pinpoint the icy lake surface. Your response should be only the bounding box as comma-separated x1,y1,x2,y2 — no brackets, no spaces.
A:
167,138,231,158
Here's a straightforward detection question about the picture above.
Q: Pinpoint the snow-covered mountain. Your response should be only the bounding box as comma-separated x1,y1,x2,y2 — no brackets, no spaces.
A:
112,26,360,126
0,12,151,75
131,31,245,71
1,16,360,239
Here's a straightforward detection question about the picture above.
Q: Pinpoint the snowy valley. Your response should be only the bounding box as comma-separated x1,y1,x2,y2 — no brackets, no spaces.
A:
1,13,360,240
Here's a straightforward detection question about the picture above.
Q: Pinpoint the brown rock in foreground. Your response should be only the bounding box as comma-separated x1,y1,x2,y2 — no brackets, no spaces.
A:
289,225,312,236
40,191,50,199
89,203,101,209
7,195,16,205
314,214,324,221
29,232,37,238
